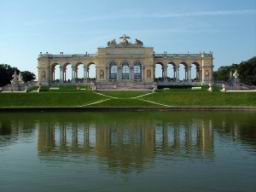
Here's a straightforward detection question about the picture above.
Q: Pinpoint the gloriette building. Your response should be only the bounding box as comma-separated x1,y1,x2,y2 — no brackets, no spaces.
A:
38,35,213,90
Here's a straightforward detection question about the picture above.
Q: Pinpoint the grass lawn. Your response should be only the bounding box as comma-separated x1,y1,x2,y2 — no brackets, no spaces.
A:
143,89,256,106
0,91,104,107
0,88,255,108
97,91,149,98
90,98,159,107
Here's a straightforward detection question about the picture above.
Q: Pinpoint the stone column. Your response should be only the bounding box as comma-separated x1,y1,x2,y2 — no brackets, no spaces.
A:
52,69,55,82
176,65,180,82
188,65,192,82
208,65,214,84
141,66,145,82
105,67,109,81
201,55,206,85
130,66,134,81
84,65,88,83
163,65,168,81
196,69,200,80
60,65,64,83
117,66,122,81
173,66,176,79
72,65,76,83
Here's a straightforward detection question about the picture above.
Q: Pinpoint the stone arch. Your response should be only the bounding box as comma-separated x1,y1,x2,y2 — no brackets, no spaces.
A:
63,63,73,82
51,63,61,82
154,62,164,80
134,61,142,80
87,62,96,80
122,61,130,80
190,62,200,82
178,62,188,81
109,61,117,80
75,63,85,82
167,62,176,81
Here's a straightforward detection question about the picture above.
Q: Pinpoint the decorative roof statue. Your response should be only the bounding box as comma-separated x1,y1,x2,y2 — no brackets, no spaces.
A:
120,34,130,47
107,35,144,48
135,38,143,47
107,39,117,47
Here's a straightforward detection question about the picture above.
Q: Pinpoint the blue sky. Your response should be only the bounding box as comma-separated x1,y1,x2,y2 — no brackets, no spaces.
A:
0,0,255,77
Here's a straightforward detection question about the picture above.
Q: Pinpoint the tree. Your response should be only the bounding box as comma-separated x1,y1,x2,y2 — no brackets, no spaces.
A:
0,64,20,87
238,57,256,85
21,71,36,82
214,57,256,85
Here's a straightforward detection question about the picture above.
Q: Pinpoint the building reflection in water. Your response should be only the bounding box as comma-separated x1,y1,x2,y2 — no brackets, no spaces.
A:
37,119,214,173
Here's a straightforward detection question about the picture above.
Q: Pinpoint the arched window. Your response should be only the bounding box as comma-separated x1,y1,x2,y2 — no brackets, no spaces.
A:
76,63,84,83
109,62,117,80
167,63,175,81
64,63,72,82
88,63,96,80
134,61,142,80
154,63,164,81
122,61,130,80
52,63,61,82
178,63,187,81
191,63,200,81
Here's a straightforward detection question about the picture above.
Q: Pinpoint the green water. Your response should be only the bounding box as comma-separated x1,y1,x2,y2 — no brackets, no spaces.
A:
0,112,256,192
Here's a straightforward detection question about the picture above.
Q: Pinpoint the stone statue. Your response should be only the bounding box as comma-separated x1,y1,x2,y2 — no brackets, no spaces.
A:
107,39,117,47
221,84,226,92
232,70,240,89
135,39,143,47
233,70,239,79
120,34,130,47
10,71,24,91
11,71,19,85
120,34,130,43
18,73,23,82
208,83,213,92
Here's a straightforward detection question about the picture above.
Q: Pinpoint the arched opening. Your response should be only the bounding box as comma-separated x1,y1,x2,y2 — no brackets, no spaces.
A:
76,63,84,83
155,63,164,81
134,61,142,81
64,63,72,83
52,63,61,82
167,63,175,81
88,63,96,81
109,62,117,80
178,63,187,81
122,61,129,80
191,63,200,82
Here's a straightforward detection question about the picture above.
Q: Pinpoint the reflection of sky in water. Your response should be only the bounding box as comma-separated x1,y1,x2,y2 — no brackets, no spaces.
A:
0,112,256,192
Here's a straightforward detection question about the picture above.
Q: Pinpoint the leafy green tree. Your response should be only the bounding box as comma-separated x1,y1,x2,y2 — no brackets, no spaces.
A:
0,64,20,87
214,64,238,81
214,57,256,85
21,71,36,82
238,57,256,85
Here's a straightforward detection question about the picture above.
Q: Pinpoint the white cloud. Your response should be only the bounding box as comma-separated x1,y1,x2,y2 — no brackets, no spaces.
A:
79,9,256,21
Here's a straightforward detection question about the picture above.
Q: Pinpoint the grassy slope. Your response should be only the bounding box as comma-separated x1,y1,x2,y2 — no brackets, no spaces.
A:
143,90,256,106
91,98,158,107
98,91,149,98
0,88,256,108
0,92,104,107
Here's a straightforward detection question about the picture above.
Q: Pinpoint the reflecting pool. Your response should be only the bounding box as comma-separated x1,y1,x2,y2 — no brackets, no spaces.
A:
0,112,256,192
